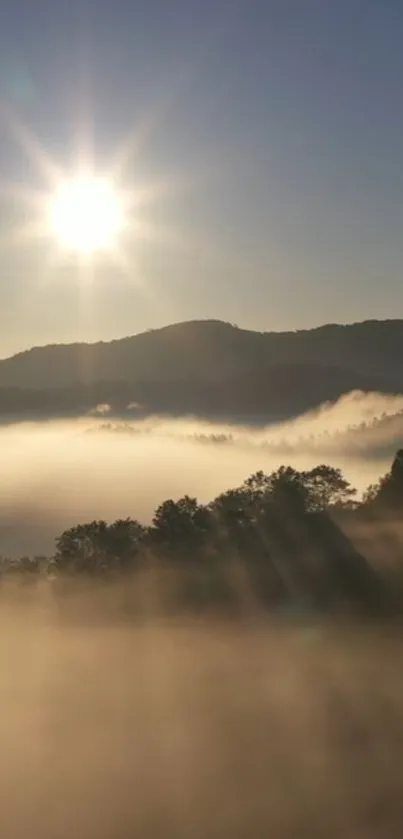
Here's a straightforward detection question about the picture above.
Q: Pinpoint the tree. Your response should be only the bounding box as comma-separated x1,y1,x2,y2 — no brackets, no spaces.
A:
106,518,146,568
241,465,357,514
210,487,260,559
243,467,310,516
54,518,145,574
211,488,252,527
54,521,108,573
362,478,386,507
150,496,212,558
301,465,357,511
362,450,403,513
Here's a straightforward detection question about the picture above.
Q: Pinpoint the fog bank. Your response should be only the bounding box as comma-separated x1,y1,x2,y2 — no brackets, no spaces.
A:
0,596,402,838
1,389,402,556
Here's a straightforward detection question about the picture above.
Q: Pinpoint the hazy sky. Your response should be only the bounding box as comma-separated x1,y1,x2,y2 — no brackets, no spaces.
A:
0,0,403,356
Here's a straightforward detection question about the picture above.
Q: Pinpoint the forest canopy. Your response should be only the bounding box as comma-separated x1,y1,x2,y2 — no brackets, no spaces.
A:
2,453,403,617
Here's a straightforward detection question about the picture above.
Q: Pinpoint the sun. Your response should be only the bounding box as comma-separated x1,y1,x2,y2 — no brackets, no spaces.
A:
48,174,125,254
0,107,187,279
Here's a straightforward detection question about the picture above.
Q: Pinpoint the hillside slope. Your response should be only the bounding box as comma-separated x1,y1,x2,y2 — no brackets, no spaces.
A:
0,319,402,420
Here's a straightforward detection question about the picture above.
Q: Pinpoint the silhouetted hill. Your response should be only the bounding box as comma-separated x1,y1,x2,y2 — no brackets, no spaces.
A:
0,318,402,420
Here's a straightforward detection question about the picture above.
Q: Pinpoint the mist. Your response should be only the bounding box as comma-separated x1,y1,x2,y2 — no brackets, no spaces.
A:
1,596,403,839
1,387,403,838
1,389,403,557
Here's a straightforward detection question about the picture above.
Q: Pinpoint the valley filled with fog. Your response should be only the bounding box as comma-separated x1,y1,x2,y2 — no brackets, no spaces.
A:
0,389,402,557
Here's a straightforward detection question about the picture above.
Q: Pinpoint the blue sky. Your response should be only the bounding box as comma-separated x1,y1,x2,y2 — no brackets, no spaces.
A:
0,0,403,354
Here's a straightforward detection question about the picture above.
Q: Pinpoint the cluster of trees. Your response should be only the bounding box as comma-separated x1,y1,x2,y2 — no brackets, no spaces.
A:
2,454,403,615
54,463,357,567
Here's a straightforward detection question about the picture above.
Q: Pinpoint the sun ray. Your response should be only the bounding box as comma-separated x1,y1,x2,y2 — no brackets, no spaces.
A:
108,108,164,182
130,217,192,253
0,219,51,252
0,101,200,301
107,83,183,182
0,102,64,187
0,180,46,207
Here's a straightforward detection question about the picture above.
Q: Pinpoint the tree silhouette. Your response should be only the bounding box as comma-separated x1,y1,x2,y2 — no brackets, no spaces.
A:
2,453,402,617
150,496,212,559
301,465,357,511
362,450,403,513
54,518,145,574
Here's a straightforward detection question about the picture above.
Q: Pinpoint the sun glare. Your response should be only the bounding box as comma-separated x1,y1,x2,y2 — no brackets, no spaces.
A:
49,175,125,254
0,108,185,280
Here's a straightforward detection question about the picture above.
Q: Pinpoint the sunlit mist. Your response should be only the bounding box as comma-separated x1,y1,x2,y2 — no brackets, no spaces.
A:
0,389,401,557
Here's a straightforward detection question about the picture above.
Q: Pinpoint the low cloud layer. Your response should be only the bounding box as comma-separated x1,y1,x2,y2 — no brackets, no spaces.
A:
1,389,403,557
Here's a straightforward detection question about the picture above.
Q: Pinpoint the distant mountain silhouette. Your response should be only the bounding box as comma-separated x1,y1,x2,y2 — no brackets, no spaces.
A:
0,318,402,421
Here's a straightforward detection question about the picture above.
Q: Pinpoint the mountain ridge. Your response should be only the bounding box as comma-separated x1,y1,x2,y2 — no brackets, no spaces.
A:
0,318,402,420
4,316,403,361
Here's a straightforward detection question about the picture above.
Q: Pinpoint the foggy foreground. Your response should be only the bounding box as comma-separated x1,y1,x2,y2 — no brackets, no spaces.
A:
1,390,403,837
1,584,403,839
2,389,403,556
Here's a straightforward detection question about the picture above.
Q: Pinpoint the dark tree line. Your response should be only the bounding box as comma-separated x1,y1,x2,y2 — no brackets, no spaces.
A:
2,453,403,615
